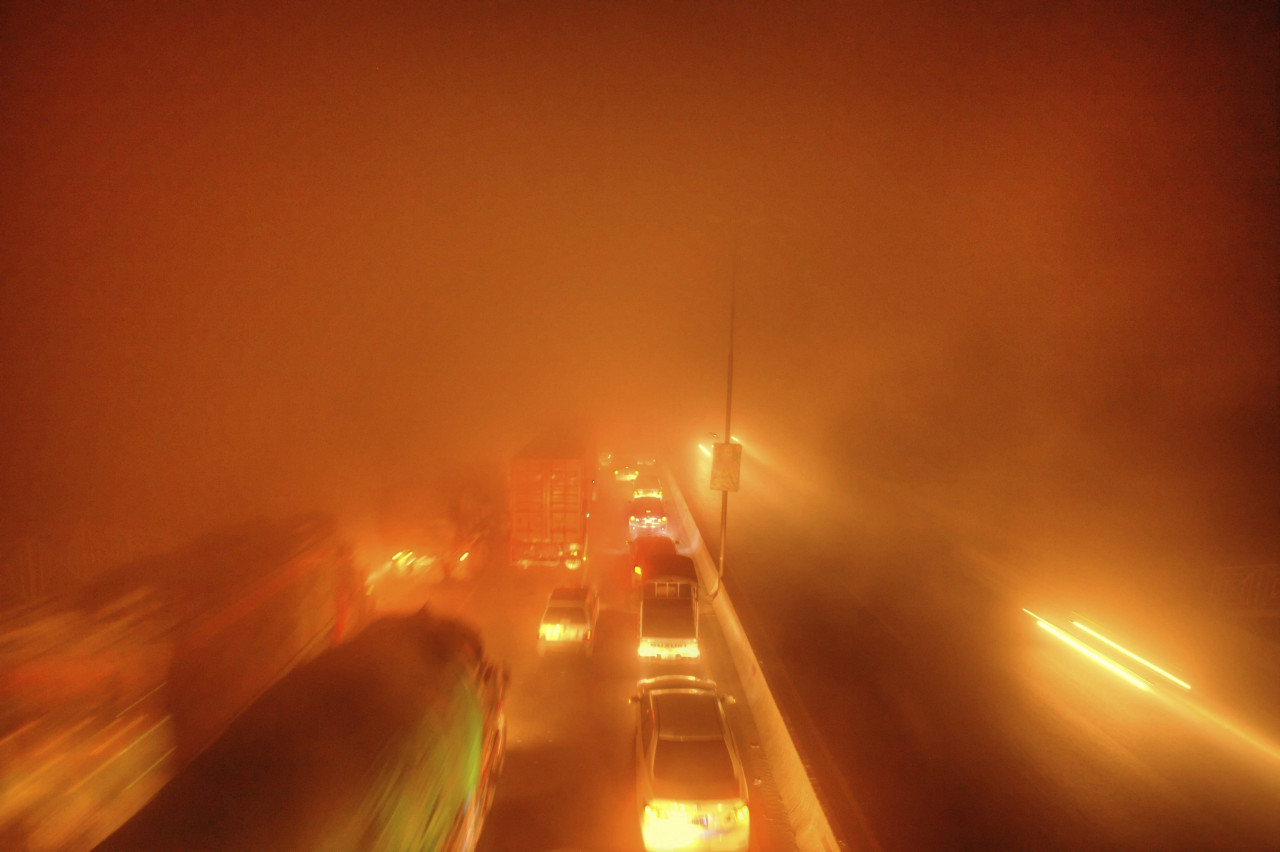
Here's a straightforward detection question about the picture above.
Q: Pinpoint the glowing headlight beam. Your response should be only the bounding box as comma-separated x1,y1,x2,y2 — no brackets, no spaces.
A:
1029,614,1151,692
1071,621,1191,690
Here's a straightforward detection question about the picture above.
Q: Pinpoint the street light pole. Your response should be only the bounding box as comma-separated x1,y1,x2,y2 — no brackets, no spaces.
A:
716,270,736,593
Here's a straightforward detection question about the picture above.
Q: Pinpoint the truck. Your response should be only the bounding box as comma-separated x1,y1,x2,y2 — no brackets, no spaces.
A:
508,437,592,570
0,515,367,852
93,608,507,852
637,554,700,661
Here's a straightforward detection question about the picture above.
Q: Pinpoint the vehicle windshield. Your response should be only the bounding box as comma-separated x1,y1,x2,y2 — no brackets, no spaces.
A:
652,738,739,800
542,604,588,625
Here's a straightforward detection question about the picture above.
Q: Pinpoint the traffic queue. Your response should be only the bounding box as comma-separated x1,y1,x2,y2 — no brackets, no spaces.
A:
617,459,751,852
520,449,751,852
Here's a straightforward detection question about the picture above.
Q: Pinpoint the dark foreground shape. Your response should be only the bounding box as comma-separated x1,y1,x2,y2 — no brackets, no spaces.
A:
94,610,505,852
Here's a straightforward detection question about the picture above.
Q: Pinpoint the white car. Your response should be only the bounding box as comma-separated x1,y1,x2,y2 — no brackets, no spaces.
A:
537,586,599,657
632,473,663,500
630,676,750,852
628,497,668,539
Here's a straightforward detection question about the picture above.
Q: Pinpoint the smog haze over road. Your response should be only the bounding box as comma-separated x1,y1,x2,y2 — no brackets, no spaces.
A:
2,0,1274,560
2,2,1277,847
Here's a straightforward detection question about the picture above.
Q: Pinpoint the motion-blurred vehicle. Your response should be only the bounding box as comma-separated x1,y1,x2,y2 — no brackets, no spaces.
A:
630,535,679,586
1,517,365,852
630,676,750,852
509,438,591,570
638,555,699,660
628,496,668,540
363,483,498,611
94,610,507,852
614,464,640,482
538,586,600,657
632,472,663,500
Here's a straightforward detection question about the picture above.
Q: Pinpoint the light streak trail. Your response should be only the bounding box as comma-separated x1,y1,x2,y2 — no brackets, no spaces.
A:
1071,620,1191,690
1023,609,1150,691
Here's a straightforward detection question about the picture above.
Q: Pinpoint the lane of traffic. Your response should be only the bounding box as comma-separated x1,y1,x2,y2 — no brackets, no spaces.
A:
427,461,798,851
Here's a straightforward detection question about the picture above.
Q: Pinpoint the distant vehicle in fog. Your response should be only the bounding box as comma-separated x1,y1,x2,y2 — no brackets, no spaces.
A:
630,676,750,852
538,586,600,658
628,496,668,540
632,472,663,500
509,438,591,570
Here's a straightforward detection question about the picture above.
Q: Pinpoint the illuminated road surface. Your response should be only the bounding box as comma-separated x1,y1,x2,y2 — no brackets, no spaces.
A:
424,473,800,852
668,453,1280,851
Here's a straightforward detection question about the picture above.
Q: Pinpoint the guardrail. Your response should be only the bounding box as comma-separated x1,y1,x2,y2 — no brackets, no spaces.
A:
661,463,846,852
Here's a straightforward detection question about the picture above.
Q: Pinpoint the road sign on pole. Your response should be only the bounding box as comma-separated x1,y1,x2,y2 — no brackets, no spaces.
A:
709,442,742,492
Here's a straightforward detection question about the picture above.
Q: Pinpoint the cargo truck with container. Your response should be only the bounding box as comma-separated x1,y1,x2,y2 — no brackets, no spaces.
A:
508,439,591,570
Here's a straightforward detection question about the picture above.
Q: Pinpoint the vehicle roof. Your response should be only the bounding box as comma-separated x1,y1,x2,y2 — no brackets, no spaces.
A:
654,692,725,740
547,586,592,602
629,496,664,514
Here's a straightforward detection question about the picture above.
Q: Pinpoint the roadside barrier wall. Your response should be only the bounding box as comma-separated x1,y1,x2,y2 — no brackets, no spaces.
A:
662,464,844,852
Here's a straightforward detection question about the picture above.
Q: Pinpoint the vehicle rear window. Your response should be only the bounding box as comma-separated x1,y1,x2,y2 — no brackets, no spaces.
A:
654,694,723,738
630,497,664,516
542,604,587,624
652,739,739,800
